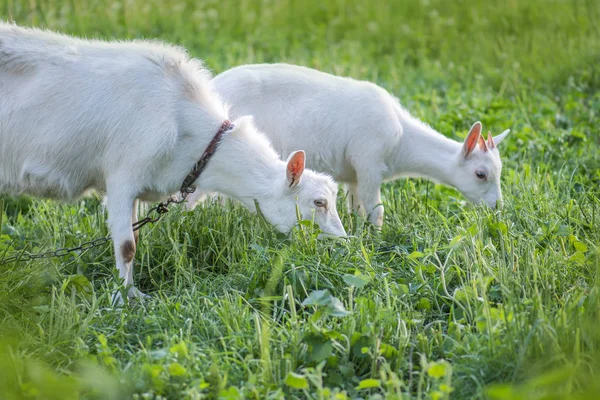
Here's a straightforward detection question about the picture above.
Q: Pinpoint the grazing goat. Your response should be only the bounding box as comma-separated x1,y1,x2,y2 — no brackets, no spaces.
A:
0,26,346,301
187,63,511,227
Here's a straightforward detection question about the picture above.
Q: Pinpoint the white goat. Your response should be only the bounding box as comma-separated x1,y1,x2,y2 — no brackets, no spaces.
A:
186,63,511,227
0,25,346,300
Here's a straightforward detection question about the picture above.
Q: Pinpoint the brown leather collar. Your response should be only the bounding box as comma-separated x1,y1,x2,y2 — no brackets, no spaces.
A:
180,120,234,194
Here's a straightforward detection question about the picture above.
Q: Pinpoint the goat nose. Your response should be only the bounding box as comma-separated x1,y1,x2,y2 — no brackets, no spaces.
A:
327,219,346,237
332,225,347,238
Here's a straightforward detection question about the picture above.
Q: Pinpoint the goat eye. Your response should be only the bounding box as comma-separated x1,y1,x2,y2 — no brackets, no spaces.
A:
475,171,487,180
314,199,327,208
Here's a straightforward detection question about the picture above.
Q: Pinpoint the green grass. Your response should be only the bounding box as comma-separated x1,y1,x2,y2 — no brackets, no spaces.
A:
1,0,600,398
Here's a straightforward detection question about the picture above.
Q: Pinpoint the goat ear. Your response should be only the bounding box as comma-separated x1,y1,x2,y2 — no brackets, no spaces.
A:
462,121,482,158
487,132,495,149
492,129,511,147
478,135,489,152
286,150,305,188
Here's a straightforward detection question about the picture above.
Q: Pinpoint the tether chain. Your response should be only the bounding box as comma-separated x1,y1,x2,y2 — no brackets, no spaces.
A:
131,190,190,232
0,191,190,265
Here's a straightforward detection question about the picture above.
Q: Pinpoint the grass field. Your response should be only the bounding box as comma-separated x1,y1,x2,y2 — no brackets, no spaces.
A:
1,0,600,398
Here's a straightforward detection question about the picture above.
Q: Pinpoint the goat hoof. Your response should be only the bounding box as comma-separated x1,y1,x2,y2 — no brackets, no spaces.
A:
111,290,125,307
128,286,150,300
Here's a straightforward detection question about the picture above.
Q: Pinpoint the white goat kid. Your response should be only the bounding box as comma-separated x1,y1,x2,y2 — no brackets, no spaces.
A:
187,63,511,227
0,25,345,301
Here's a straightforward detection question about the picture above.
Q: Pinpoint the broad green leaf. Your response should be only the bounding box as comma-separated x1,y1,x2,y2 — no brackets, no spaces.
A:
399,284,409,295
467,224,479,236
219,386,242,400
32,305,50,313
308,340,333,363
143,364,164,379
486,384,517,400
302,290,350,317
62,275,93,296
284,372,309,389
302,290,331,307
342,274,371,289
440,384,453,393
415,264,436,274
97,334,108,347
1,223,18,236
149,349,168,360
168,362,187,377
573,241,588,252
417,297,432,311
379,343,398,359
328,296,350,317
408,251,425,260
199,380,210,389
355,379,381,390
557,225,570,236
351,335,372,359
493,222,508,235
569,251,586,265
169,342,189,358
428,361,448,378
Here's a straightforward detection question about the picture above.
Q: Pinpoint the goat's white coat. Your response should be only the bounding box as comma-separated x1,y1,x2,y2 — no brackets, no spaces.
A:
188,63,511,226
0,26,345,300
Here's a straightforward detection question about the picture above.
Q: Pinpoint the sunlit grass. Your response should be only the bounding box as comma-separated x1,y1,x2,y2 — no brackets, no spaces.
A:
1,0,599,398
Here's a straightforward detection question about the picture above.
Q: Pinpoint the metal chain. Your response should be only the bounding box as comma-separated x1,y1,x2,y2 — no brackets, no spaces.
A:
0,190,191,265
0,236,112,264
131,190,190,232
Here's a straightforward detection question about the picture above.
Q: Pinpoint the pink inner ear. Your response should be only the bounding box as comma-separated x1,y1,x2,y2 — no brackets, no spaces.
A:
478,135,488,152
487,132,495,149
288,152,305,175
287,151,305,186
463,123,482,156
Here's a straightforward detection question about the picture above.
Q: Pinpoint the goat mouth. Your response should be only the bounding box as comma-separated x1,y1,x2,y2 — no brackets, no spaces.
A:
318,227,348,238
318,232,347,239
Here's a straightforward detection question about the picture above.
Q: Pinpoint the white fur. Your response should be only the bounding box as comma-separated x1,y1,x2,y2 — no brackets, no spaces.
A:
187,63,511,227
0,25,345,301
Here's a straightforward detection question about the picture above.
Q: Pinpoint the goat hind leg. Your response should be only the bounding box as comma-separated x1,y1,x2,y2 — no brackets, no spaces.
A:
184,189,209,211
355,175,384,229
344,183,362,213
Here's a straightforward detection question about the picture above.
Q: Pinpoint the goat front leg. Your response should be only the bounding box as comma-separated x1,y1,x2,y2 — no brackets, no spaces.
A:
185,189,227,210
127,199,148,299
106,184,146,304
355,173,384,229
184,189,208,211
345,182,361,213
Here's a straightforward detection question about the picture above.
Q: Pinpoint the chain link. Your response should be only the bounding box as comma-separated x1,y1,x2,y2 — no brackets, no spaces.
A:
131,190,190,232
0,190,191,265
